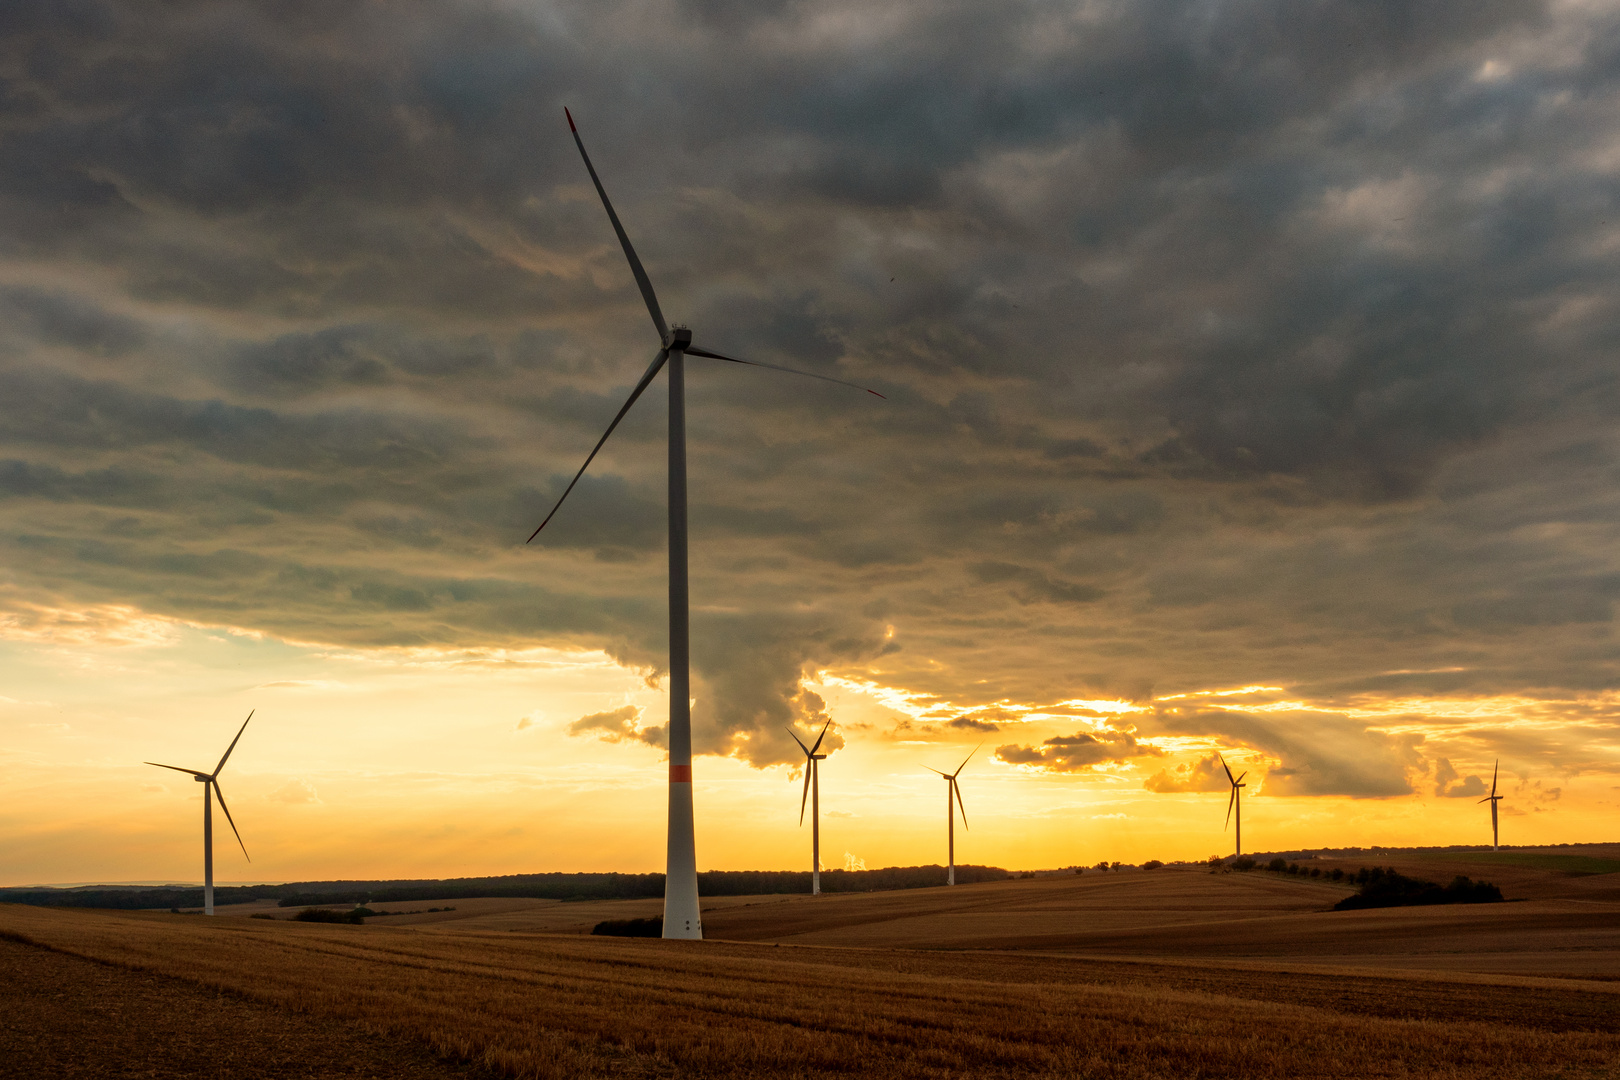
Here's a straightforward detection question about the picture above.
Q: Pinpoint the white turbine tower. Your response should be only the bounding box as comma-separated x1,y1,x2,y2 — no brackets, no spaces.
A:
530,109,884,941
1480,760,1503,851
926,745,979,885
146,711,253,916
1222,755,1246,858
788,720,832,895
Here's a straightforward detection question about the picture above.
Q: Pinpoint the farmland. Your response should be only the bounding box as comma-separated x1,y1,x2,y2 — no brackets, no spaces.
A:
4,849,1618,1079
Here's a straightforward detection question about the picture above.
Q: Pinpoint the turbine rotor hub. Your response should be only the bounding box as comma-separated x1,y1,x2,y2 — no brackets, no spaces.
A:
194,775,209,783
666,325,692,350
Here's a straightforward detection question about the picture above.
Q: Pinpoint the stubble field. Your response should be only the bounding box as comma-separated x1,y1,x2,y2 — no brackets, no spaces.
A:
4,852,1618,1079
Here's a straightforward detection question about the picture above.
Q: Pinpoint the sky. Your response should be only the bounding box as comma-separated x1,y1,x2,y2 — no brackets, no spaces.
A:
3,0,1620,887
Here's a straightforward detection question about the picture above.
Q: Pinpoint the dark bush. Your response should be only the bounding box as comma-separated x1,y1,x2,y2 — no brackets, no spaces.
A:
250,913,276,920
1267,857,1288,872
1095,861,1109,871
1073,867,1085,875
592,917,663,937
293,907,366,924
1334,870,1504,911
1142,860,1163,871
1330,868,1344,881
1232,857,1256,871
1309,867,1321,878
1110,861,1123,871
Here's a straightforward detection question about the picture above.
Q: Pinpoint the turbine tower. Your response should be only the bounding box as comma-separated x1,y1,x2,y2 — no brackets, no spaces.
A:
146,711,253,916
531,110,883,941
1222,755,1246,858
1480,760,1503,851
787,720,832,895
925,745,979,885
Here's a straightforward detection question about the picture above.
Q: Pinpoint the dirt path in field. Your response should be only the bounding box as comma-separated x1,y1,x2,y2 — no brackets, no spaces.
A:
0,935,497,1080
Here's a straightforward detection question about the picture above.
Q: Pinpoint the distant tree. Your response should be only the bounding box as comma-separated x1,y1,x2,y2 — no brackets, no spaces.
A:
1073,867,1085,875
1142,860,1164,871
1095,861,1110,871
1110,861,1123,871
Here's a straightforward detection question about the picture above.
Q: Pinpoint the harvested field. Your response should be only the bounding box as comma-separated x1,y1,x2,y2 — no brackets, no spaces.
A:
0,933,495,1079
4,897,1618,1080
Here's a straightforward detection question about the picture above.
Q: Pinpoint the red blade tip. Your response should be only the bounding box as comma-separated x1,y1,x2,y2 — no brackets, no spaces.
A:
565,106,575,132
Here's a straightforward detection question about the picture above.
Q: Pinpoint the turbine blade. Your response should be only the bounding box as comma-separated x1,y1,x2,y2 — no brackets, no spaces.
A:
213,709,254,777
1478,795,1491,804
808,718,832,756
951,742,981,778
785,726,812,756
954,777,968,831
565,108,668,343
211,781,250,862
145,762,208,778
1490,759,1498,798
1226,787,1236,829
923,766,947,776
799,763,812,826
684,346,885,398
527,349,669,541
1235,772,1247,784
1221,755,1236,784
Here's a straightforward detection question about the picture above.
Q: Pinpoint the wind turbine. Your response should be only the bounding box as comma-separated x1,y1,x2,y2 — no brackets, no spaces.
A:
146,711,253,916
925,745,979,885
787,720,833,895
1221,755,1246,858
530,109,884,941
1480,760,1503,851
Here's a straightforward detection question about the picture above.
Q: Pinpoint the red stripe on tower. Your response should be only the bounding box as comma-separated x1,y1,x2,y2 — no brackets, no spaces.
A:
670,764,692,783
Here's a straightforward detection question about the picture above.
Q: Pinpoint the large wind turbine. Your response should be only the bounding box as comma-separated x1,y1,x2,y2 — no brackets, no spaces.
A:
530,110,883,941
1480,760,1503,851
788,720,833,895
925,745,979,886
146,711,253,916
1221,755,1246,858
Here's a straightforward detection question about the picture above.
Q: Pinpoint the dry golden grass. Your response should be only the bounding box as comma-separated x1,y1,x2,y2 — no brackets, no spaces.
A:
5,901,1618,1080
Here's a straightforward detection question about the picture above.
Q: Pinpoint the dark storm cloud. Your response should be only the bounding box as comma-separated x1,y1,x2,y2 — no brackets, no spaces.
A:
3,0,1620,780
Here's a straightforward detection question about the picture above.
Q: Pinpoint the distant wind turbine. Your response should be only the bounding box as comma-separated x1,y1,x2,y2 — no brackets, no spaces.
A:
1480,760,1503,851
1222,755,1247,858
146,711,253,916
925,744,979,885
787,720,833,895
530,109,884,941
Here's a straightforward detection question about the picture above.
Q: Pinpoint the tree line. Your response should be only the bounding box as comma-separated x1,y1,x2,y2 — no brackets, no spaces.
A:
0,864,1011,911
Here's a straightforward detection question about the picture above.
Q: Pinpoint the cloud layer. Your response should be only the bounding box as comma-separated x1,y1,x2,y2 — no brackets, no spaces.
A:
3,0,1620,786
